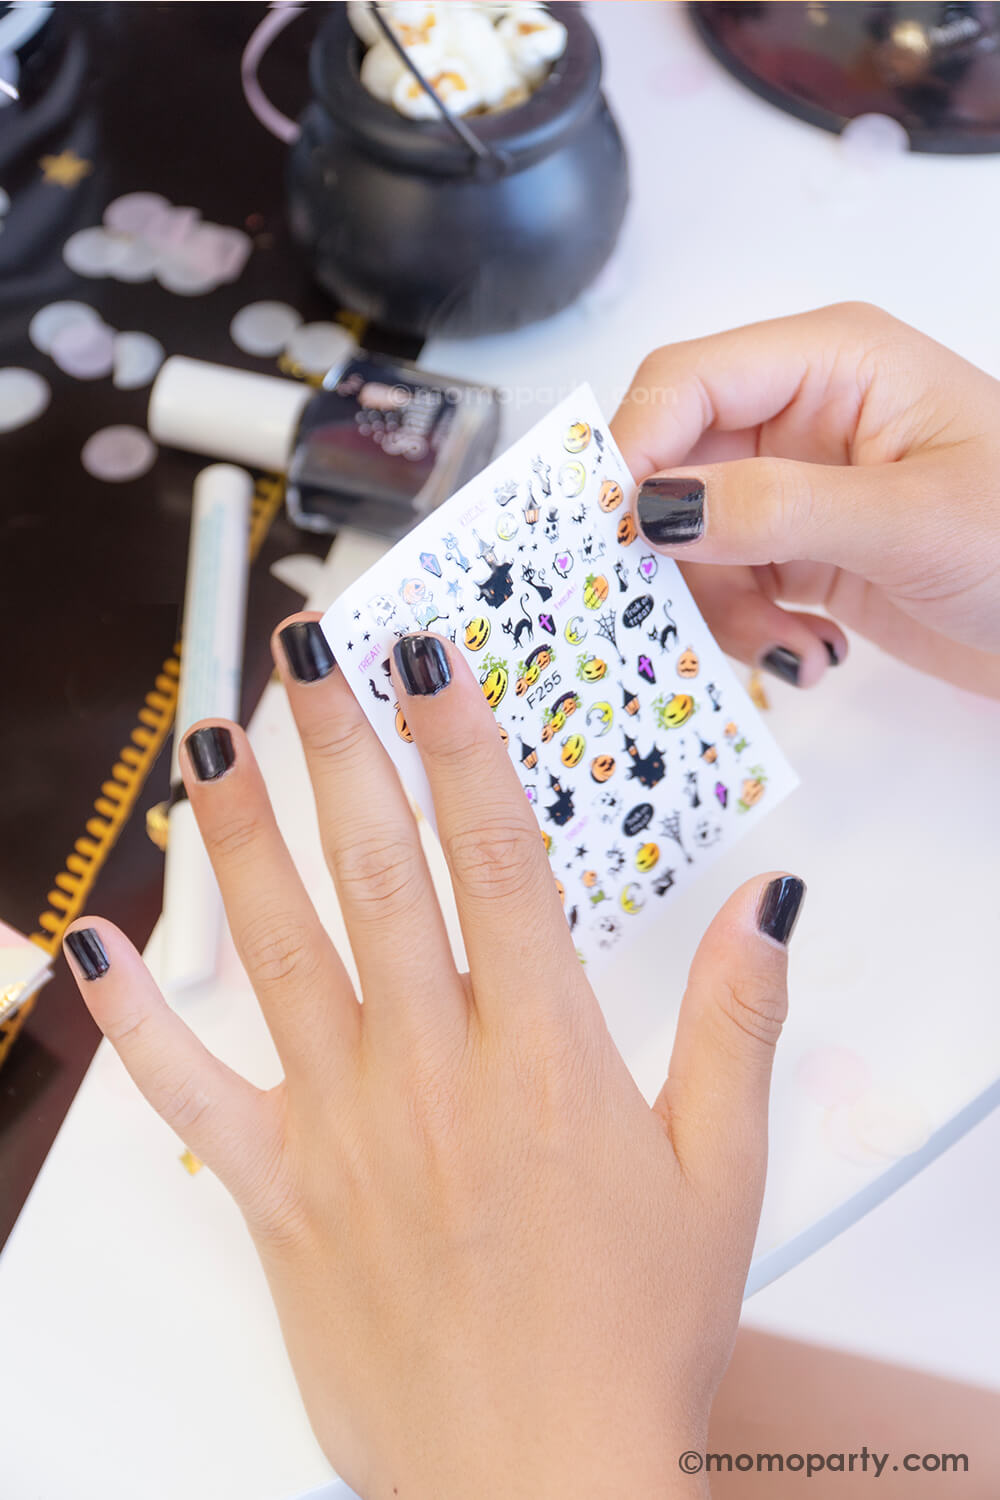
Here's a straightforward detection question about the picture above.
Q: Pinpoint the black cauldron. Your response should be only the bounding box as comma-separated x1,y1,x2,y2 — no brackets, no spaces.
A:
287,4,628,339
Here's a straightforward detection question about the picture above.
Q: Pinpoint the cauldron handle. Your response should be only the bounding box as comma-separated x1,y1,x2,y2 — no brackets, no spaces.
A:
368,2,511,176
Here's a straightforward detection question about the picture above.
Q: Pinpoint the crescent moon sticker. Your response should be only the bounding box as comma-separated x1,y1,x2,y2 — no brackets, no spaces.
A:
564,615,588,645
586,700,613,735
620,882,645,915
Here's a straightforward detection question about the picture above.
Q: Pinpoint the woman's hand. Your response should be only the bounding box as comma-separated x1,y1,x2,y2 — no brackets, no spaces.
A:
612,302,1000,697
64,617,804,1500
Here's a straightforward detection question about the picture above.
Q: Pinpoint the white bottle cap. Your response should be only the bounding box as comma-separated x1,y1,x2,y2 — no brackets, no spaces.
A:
148,355,313,473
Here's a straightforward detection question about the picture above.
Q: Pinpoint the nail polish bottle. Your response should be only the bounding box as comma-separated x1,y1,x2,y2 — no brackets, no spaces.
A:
149,350,499,540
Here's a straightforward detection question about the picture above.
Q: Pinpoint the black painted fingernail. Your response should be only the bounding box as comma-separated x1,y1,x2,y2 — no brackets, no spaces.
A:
636,476,705,546
66,927,110,981
824,640,840,667
280,620,336,683
761,646,802,686
184,725,235,781
393,635,452,697
757,876,806,946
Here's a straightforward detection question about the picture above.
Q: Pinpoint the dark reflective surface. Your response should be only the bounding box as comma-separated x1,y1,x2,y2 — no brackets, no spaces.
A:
692,2,1000,152
0,3,342,1247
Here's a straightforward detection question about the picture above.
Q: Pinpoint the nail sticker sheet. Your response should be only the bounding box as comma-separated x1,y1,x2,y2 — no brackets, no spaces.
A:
321,386,798,969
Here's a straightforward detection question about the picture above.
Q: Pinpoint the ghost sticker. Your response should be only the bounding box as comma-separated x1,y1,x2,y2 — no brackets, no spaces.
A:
638,553,658,582
553,549,574,579
368,593,397,627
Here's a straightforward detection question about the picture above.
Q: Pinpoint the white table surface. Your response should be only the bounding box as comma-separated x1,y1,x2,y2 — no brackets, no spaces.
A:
4,6,1000,1498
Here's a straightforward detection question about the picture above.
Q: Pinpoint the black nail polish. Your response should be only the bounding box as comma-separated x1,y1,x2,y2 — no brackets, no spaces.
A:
393,635,452,697
66,927,110,981
761,646,802,686
824,640,840,667
280,621,336,684
636,476,705,546
757,877,806,946
185,725,235,782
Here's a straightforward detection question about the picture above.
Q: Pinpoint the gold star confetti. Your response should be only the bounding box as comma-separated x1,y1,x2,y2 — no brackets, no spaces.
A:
179,1149,203,1176
748,671,770,711
39,149,93,188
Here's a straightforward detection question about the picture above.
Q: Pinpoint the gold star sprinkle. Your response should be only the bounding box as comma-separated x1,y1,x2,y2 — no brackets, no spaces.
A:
39,150,93,188
179,1149,203,1175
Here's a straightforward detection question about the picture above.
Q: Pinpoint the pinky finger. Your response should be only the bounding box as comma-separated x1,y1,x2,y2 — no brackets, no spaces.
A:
682,563,848,689
64,919,270,1203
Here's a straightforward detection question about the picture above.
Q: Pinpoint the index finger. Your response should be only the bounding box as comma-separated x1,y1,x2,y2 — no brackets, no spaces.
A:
389,633,584,1033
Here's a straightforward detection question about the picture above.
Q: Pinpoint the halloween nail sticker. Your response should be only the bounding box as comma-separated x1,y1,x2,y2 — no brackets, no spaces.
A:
648,600,678,652
464,615,491,650
320,384,797,972
443,532,471,571
586,700,613,736
502,594,534,650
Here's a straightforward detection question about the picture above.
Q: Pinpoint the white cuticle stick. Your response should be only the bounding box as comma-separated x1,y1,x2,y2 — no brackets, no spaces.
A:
162,464,252,995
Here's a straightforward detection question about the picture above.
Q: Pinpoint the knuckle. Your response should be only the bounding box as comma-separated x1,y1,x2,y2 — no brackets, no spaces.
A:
238,910,320,989
718,973,787,1051
757,458,816,551
299,709,370,767
154,1071,214,1134
444,818,543,904
331,834,424,920
208,810,261,862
